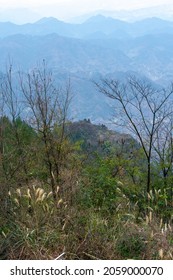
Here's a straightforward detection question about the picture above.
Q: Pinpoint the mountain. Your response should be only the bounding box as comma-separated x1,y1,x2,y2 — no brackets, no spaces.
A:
78,15,129,37
73,5,173,22
66,119,137,154
0,17,75,38
0,16,173,123
0,34,130,73
0,31,173,83
1,16,173,39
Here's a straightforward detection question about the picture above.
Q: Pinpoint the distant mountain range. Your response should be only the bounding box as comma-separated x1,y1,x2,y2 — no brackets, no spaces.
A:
73,5,173,23
1,4,173,24
0,15,173,124
1,15,173,38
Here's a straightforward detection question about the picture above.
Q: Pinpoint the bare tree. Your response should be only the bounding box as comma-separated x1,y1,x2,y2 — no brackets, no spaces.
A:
0,65,31,217
19,62,72,201
0,75,5,178
151,115,173,206
0,65,30,184
95,76,173,194
0,72,8,214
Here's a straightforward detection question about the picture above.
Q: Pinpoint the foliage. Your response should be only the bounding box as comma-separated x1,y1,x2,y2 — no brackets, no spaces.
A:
1,68,173,260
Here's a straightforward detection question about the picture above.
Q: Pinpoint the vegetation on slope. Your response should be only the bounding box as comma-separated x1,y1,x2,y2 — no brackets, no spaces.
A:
0,65,173,260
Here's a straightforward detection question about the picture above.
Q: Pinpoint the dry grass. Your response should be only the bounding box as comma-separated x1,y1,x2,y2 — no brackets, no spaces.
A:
1,182,173,260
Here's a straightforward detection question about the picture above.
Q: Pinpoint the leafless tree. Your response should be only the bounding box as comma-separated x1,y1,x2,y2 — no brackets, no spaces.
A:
95,76,173,194
0,65,29,184
151,115,173,205
19,62,72,201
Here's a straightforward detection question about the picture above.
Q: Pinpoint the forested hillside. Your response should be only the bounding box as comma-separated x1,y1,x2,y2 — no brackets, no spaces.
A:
1,65,173,260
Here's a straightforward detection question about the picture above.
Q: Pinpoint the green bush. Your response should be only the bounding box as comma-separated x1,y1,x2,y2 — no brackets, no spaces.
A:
116,225,146,259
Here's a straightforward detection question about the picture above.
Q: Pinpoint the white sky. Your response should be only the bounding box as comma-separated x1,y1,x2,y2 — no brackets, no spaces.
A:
1,0,173,10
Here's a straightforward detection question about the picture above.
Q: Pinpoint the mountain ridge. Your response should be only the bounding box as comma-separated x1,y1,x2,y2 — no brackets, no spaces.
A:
0,15,173,38
0,15,173,124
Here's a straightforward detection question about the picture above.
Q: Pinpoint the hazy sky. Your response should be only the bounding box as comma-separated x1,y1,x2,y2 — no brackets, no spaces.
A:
0,0,173,23
0,0,173,9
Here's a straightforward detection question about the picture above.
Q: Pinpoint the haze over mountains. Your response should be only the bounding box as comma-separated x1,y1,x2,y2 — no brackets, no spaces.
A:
1,15,173,38
1,4,173,24
0,15,173,123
